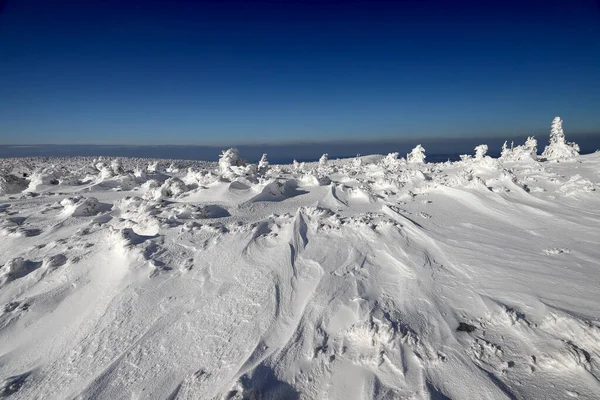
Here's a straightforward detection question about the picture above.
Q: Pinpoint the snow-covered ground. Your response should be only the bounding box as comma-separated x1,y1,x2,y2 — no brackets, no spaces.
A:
1,132,600,399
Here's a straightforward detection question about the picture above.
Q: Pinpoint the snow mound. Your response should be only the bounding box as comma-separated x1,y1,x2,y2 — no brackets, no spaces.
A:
144,177,189,200
61,196,110,216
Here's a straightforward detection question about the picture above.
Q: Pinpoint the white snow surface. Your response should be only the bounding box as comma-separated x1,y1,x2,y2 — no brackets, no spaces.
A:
0,150,600,400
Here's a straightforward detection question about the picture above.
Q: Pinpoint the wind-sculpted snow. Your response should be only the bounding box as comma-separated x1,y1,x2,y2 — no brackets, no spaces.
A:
1,130,600,398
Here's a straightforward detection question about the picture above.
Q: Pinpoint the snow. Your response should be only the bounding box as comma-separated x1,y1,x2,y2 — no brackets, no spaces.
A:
1,129,600,399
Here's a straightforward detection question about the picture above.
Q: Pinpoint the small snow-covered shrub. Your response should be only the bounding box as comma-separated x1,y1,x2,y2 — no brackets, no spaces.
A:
183,168,219,186
474,144,488,160
166,163,180,173
147,177,189,200
319,153,328,167
407,145,426,164
218,148,255,180
147,161,159,173
257,154,270,176
501,137,538,162
292,160,305,174
26,170,59,191
381,152,406,173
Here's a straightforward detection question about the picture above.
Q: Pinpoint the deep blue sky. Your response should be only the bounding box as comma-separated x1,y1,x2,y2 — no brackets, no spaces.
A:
1,0,599,145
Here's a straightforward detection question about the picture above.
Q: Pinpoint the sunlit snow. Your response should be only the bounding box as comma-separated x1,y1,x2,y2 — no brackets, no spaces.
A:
0,118,599,399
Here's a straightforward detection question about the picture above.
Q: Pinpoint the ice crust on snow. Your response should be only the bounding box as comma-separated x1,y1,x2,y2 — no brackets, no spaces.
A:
0,118,600,399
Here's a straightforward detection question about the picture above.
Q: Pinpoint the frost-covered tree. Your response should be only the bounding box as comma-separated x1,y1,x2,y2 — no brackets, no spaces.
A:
474,144,488,160
501,141,511,159
218,148,245,178
381,152,405,172
319,153,329,166
541,117,579,160
257,153,270,175
382,152,399,165
500,137,537,162
523,136,538,159
407,145,426,164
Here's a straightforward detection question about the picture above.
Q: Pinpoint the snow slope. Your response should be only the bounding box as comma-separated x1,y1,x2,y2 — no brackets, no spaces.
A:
0,149,599,399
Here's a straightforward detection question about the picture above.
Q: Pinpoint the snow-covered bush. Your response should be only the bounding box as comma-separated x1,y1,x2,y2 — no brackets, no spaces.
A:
257,154,270,176
501,137,538,162
381,152,405,172
133,168,148,183
147,161,159,173
218,148,253,180
316,153,332,176
541,117,579,161
166,163,179,173
292,160,306,174
319,153,328,167
93,160,114,180
183,168,219,186
145,177,189,200
26,170,60,191
407,145,426,164
501,141,513,159
474,144,488,160
111,159,125,175
159,177,188,198
382,152,399,165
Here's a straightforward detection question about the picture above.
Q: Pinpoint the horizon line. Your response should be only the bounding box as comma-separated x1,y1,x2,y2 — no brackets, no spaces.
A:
2,131,600,147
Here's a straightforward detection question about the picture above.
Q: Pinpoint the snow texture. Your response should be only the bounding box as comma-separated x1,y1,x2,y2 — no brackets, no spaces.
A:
0,127,599,399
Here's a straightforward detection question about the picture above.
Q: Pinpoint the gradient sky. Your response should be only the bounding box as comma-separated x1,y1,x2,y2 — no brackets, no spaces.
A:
1,0,599,145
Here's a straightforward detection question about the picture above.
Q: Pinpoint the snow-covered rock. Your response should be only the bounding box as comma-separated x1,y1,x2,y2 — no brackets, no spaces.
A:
0,174,28,195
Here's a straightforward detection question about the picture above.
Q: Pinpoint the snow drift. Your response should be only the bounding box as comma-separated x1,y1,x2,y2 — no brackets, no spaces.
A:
0,117,599,399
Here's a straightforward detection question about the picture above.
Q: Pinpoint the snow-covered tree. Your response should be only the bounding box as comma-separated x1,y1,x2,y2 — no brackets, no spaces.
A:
382,152,399,165
257,153,270,175
474,144,488,160
501,141,511,159
319,153,328,166
407,145,426,164
218,148,245,179
523,136,538,158
541,117,579,160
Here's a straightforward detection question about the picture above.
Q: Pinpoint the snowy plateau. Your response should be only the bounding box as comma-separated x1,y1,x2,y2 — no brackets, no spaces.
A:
1,120,600,399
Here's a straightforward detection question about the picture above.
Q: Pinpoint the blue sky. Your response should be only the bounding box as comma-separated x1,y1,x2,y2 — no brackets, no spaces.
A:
1,0,599,145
